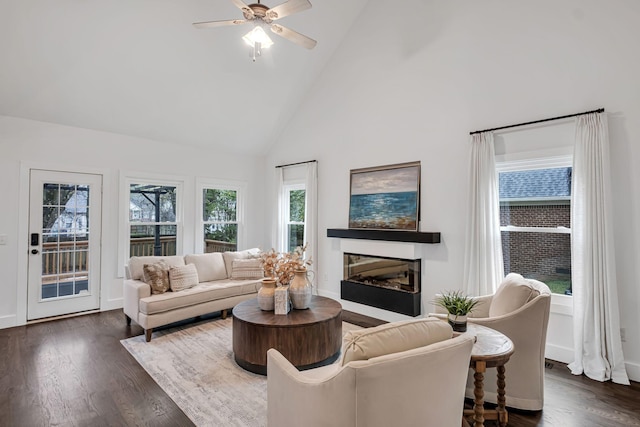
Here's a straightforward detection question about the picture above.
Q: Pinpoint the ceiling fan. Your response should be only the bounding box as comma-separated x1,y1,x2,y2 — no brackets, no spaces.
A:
194,0,317,60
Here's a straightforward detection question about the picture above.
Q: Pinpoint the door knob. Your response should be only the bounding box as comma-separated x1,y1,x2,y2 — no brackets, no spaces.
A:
31,249,39,254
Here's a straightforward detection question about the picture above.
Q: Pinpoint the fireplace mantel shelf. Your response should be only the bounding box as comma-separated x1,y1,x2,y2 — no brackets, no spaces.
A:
326,228,441,244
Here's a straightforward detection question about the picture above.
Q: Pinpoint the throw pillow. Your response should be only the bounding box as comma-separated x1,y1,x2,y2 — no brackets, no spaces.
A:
184,253,227,282
169,264,200,292
143,260,171,294
341,318,453,366
222,248,261,277
230,258,264,280
489,273,540,317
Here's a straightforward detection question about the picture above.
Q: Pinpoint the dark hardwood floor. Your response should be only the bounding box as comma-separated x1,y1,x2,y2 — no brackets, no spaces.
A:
0,309,638,426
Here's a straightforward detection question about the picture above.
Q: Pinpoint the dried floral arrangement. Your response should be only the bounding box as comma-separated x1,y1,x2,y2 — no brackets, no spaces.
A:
259,244,312,286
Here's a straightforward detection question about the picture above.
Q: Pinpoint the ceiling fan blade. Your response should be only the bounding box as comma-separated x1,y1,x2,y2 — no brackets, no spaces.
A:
270,24,317,49
230,0,255,19
193,19,248,29
266,0,312,21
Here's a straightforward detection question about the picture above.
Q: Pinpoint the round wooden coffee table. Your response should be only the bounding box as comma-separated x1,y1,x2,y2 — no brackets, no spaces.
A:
232,295,342,375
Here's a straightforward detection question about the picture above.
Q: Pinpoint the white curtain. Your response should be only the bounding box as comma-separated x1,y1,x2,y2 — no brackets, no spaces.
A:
464,132,504,296
303,162,318,289
569,112,629,385
274,167,286,252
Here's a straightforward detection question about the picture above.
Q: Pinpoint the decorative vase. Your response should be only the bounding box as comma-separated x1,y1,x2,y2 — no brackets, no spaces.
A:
289,268,312,309
448,313,468,332
258,278,276,311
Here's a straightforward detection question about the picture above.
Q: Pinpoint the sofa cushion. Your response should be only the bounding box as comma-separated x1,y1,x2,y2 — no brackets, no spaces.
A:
143,260,171,294
222,248,261,277
489,273,541,317
184,253,227,282
139,279,261,315
169,264,200,292
129,255,185,280
230,258,264,280
341,318,453,366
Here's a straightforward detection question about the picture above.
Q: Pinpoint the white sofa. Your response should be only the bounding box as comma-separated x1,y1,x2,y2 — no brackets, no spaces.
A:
123,248,262,341
267,318,475,427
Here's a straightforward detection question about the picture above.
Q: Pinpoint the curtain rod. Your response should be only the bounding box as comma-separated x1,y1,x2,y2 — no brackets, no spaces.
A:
469,108,605,135
275,159,317,169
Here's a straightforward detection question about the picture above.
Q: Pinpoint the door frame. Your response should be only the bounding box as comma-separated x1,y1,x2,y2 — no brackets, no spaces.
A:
27,169,103,320
17,162,112,326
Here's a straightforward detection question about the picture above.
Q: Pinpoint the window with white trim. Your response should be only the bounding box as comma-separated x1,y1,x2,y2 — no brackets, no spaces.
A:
201,186,240,253
128,182,181,258
497,158,572,295
284,183,305,252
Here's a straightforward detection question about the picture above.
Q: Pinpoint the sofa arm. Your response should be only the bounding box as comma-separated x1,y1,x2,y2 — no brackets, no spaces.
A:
123,278,151,323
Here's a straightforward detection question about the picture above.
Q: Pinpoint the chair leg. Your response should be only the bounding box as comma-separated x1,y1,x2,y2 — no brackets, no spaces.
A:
145,329,153,342
221,309,228,319
125,314,131,326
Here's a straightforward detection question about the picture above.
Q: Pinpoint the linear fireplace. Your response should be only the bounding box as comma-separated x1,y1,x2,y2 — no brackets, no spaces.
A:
341,253,421,316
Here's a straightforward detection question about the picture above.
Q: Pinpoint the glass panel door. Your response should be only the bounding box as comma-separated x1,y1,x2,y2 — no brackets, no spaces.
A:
28,170,102,320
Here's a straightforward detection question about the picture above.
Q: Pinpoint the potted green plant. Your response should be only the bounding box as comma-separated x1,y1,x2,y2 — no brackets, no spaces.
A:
434,290,480,332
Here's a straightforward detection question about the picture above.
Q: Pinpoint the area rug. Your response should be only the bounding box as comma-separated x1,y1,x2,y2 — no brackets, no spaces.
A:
121,317,362,427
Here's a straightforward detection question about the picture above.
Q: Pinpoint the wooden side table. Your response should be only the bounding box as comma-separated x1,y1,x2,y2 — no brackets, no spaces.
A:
461,324,514,427
232,295,342,375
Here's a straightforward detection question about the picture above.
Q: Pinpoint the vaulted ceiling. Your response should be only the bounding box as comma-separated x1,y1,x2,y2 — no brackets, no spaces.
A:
0,0,368,155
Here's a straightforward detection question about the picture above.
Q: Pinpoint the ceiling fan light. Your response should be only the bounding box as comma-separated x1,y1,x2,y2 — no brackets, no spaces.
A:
242,26,274,48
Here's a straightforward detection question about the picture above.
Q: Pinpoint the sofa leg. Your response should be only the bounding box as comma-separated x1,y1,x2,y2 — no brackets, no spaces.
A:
221,309,228,319
125,314,131,326
145,329,153,342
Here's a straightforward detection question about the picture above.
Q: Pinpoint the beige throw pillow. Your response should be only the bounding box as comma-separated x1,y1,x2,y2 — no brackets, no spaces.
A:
230,258,264,280
341,318,453,366
143,260,171,294
489,273,540,317
184,253,227,282
169,264,200,292
222,248,261,277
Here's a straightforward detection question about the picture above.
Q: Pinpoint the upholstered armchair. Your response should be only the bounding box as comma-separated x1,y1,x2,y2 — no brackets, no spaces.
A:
436,273,552,411
266,318,475,427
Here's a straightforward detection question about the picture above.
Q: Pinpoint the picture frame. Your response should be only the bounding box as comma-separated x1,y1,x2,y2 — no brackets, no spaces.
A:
349,161,421,231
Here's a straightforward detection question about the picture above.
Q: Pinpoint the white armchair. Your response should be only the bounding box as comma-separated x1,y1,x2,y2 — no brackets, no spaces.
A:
266,318,475,427
436,273,552,411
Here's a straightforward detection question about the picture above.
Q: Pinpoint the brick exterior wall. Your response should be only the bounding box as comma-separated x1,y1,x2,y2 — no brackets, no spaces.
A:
500,204,570,227
500,204,571,279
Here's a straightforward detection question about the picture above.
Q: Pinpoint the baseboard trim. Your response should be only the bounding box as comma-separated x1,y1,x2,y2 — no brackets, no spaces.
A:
0,314,17,329
103,297,123,311
625,361,640,382
546,343,574,364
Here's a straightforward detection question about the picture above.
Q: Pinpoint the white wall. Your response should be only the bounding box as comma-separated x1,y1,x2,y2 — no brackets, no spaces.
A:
266,0,640,380
0,115,266,327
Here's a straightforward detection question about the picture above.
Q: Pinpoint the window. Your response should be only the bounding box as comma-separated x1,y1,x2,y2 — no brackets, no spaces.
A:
497,160,572,295
128,183,179,257
202,187,239,253
284,184,305,252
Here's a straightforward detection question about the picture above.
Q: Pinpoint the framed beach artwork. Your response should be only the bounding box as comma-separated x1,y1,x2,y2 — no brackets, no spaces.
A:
349,161,421,231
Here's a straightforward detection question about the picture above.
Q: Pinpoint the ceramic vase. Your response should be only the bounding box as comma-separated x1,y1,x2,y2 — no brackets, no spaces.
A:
289,268,312,309
258,278,277,311
448,313,468,332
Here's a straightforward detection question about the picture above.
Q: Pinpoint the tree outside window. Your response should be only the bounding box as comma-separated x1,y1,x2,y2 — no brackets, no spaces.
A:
203,188,238,253
286,186,305,252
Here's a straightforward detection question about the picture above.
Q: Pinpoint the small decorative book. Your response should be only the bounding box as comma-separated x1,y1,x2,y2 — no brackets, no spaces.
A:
274,286,291,315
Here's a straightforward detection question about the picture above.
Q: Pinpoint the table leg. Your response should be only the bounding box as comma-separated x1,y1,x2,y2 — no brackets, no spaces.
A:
496,364,508,427
473,360,486,427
